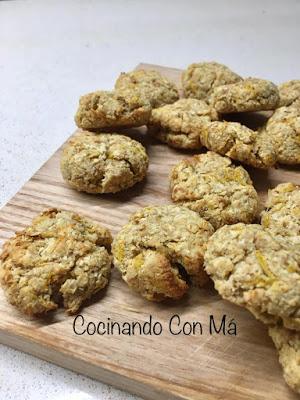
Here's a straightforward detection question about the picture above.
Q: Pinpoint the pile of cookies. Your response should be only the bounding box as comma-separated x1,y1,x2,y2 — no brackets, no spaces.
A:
0,62,300,394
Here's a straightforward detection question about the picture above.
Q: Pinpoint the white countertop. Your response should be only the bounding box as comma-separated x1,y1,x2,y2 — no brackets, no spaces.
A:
0,0,299,399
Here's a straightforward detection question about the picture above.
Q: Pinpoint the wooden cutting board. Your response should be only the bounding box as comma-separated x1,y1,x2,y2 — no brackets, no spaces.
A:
0,63,299,400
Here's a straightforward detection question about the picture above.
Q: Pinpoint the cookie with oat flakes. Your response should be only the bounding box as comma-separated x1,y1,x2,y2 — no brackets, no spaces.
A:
115,69,179,108
261,183,300,248
182,61,242,101
260,104,300,165
204,223,300,331
200,120,276,169
210,78,279,113
148,98,219,149
170,152,259,229
61,132,148,194
75,89,151,130
0,208,112,316
269,325,300,395
112,205,214,301
278,80,300,107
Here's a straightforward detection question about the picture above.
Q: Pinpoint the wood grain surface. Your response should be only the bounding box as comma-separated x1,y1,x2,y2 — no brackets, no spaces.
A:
0,64,299,400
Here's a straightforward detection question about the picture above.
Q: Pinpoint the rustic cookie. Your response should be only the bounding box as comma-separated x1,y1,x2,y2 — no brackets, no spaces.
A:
112,205,214,301
200,121,277,169
261,183,300,247
279,80,300,107
61,132,148,194
204,223,300,330
261,104,300,165
148,98,219,149
269,325,300,394
0,209,112,316
182,62,242,101
210,78,280,113
75,89,151,130
115,69,179,108
170,152,259,229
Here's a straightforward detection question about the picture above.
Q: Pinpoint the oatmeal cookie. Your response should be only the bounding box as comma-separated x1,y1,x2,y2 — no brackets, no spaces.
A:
210,78,279,113
279,80,300,107
269,325,300,394
75,90,151,130
115,69,179,108
170,152,259,229
0,209,112,316
261,104,300,165
204,223,300,330
182,62,242,101
200,121,276,168
148,98,219,149
261,183,300,247
61,132,148,194
112,205,214,301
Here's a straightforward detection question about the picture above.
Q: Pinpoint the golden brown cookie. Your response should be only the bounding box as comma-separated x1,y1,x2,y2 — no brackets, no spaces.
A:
182,62,242,101
261,104,300,165
61,132,148,194
75,90,151,130
200,121,277,169
278,80,300,107
204,223,300,330
261,183,300,247
170,152,259,229
148,98,219,149
115,69,179,108
210,78,280,113
112,205,214,301
269,325,300,394
0,209,112,316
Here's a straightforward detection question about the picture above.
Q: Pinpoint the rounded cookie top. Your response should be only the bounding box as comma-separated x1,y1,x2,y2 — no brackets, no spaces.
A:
261,183,300,246
269,325,300,394
0,208,112,316
115,69,179,108
170,152,259,229
204,223,300,330
210,78,280,113
262,104,300,165
182,62,242,101
61,132,149,194
149,98,219,149
112,205,214,301
75,90,151,130
200,121,277,169
279,80,300,107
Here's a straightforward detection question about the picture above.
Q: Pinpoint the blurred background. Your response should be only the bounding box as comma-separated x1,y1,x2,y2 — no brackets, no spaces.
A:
0,1,299,399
